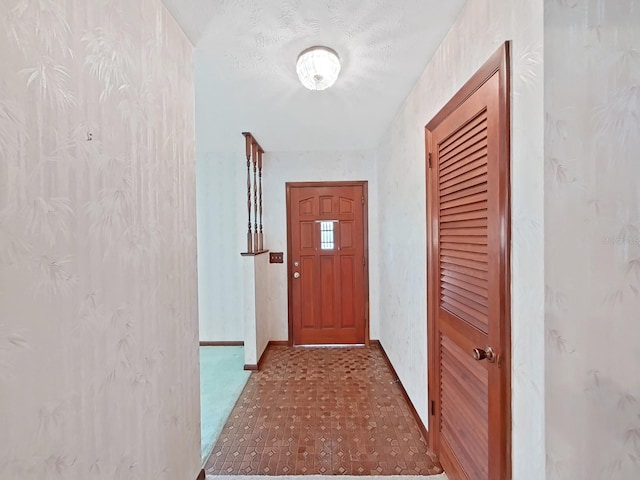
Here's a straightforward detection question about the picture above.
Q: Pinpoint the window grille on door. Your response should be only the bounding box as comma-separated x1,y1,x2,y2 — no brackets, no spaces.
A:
320,221,336,250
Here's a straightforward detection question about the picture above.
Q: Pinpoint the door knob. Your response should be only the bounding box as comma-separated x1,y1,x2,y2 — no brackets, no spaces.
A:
472,346,496,363
293,272,300,279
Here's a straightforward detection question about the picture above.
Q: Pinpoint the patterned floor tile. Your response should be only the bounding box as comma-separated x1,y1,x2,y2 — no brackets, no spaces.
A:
204,345,443,476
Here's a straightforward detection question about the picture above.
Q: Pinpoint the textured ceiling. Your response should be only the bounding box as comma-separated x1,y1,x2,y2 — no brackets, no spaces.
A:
162,0,467,152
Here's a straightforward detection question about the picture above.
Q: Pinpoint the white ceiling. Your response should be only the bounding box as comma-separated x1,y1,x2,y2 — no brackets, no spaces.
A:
162,0,467,152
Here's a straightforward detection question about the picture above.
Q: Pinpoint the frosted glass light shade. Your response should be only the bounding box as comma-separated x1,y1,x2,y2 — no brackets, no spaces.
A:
296,46,341,91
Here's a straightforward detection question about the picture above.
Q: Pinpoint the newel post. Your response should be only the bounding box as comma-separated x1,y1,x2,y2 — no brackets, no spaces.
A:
258,147,264,251
243,132,253,253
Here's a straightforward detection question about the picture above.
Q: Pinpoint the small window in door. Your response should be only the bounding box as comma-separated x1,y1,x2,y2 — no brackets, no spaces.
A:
319,221,336,250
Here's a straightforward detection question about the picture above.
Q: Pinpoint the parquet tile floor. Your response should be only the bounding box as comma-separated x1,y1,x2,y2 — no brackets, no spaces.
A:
204,345,443,476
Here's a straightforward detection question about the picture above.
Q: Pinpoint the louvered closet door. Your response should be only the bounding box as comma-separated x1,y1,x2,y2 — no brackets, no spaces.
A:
426,44,510,480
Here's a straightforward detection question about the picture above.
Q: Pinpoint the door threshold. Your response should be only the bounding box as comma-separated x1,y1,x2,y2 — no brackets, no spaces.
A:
295,343,366,348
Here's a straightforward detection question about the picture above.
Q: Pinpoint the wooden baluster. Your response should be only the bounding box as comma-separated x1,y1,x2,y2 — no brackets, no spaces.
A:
252,141,259,252
258,147,264,251
241,132,266,254
243,133,252,253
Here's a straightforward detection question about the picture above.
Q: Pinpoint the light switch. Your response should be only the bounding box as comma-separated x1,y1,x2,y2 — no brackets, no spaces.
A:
269,252,284,264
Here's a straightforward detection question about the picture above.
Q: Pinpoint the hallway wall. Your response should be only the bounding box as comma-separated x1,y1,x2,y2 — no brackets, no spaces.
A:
0,1,200,478
375,0,544,479
196,149,245,341
545,2,640,479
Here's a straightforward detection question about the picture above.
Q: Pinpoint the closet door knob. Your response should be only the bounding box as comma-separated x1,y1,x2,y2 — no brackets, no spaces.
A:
472,346,496,363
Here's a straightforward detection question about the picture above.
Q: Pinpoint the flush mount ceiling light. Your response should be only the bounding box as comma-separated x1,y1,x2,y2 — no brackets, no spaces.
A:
296,46,341,91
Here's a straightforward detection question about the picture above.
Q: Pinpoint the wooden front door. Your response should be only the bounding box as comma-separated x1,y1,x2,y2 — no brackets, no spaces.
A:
426,43,511,480
286,182,368,345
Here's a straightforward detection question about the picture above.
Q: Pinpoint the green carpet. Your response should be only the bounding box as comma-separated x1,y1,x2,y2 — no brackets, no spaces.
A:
200,346,251,463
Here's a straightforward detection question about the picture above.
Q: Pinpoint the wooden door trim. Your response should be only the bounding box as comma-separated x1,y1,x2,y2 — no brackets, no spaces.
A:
285,181,370,347
425,42,511,479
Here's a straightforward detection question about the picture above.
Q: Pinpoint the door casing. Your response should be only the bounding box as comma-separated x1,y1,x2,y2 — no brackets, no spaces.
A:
285,181,370,346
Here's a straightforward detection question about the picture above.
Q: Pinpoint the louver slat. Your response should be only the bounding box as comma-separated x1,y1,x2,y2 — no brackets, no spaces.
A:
439,111,489,332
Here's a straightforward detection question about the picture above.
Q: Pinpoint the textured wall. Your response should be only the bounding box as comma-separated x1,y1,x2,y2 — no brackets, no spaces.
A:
240,253,270,366
196,149,245,341
0,1,200,479
375,0,544,478
545,1,640,479
254,253,270,362
241,257,258,364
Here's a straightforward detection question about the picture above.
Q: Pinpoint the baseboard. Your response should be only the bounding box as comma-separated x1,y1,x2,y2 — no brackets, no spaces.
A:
243,342,269,371
243,340,288,371
371,339,431,444
199,341,244,347
196,468,205,480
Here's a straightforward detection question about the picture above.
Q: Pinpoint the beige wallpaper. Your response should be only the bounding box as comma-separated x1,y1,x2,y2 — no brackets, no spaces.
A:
0,0,200,479
375,0,545,477
545,1,640,479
